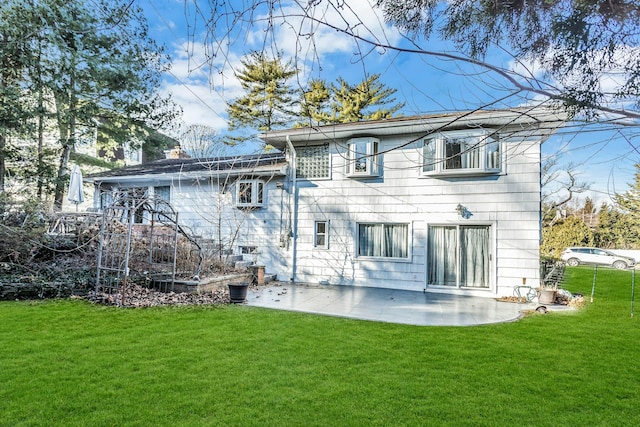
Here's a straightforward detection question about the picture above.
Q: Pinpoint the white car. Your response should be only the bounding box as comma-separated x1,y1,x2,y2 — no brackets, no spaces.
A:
561,247,636,269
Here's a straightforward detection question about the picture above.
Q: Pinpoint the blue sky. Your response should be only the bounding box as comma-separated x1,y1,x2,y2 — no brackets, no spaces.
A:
139,0,639,206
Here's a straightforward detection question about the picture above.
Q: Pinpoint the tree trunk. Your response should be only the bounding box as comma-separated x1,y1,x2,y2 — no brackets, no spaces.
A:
0,134,5,193
53,76,76,211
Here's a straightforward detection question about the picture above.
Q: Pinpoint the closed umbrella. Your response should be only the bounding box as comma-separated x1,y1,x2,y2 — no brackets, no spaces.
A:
67,164,84,211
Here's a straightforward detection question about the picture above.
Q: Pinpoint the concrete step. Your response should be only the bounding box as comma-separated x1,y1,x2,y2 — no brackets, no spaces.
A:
225,254,243,266
234,260,254,271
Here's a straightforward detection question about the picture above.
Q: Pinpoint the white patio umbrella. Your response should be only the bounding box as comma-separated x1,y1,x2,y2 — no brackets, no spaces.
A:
67,164,85,211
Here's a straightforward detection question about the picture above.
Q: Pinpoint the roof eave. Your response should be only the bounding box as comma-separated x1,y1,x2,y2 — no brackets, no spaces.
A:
261,107,567,148
85,164,288,186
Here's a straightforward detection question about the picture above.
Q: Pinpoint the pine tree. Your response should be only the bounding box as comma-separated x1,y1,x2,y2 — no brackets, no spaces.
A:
0,2,36,192
331,74,404,123
22,0,179,209
299,79,332,127
226,51,297,134
613,163,640,247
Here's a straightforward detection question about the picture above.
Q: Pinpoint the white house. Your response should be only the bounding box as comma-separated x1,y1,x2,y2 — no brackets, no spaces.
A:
86,107,565,298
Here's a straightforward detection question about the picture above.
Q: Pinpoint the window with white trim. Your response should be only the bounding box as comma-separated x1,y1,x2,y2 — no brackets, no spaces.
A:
315,221,328,248
422,130,500,175
297,145,329,179
357,223,408,259
236,179,264,208
428,225,490,288
347,137,380,177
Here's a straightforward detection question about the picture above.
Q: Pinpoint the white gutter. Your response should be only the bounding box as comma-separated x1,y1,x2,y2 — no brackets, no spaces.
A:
286,135,298,282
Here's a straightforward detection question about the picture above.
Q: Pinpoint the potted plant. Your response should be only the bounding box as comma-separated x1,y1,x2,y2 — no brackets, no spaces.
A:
538,260,564,305
228,282,249,303
538,282,558,305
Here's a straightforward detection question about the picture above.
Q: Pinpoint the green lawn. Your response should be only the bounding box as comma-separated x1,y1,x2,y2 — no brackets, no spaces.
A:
1,267,639,426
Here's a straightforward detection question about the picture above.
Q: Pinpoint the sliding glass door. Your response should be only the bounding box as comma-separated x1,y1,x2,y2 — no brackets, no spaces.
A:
428,225,490,288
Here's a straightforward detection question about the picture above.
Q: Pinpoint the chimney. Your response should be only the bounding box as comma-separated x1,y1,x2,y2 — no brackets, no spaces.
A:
165,145,190,159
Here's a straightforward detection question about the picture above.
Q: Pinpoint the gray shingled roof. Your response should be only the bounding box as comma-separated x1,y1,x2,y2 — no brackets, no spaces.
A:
86,152,287,180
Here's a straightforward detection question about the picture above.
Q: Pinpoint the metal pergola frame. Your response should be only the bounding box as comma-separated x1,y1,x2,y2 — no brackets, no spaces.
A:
95,189,202,305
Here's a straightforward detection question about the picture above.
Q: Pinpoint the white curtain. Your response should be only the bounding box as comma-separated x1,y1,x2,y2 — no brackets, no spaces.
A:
460,226,489,288
429,225,489,288
359,224,407,258
423,139,436,172
485,139,500,169
428,226,457,286
461,142,481,168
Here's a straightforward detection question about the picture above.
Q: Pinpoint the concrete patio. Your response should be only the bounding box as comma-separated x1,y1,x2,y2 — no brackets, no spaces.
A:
246,283,534,326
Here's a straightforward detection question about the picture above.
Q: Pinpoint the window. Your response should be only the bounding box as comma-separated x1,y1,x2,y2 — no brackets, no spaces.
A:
154,186,170,203
152,186,171,220
357,223,408,259
347,137,380,177
297,145,329,179
240,246,258,254
428,225,490,288
315,221,328,248
236,179,264,208
422,130,500,175
119,187,148,224
99,190,113,211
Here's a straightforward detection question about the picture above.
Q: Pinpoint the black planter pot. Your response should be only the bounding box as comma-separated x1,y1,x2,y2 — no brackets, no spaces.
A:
228,282,249,303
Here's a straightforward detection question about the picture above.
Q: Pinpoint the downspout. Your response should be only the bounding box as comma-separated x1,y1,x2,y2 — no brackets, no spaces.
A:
286,136,298,282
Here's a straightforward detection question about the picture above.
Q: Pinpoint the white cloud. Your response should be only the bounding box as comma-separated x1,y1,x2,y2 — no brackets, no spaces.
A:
164,39,249,131
245,0,402,77
161,81,228,131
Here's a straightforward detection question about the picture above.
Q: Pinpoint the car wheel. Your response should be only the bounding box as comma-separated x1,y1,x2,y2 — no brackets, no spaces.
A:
566,258,580,267
613,260,628,270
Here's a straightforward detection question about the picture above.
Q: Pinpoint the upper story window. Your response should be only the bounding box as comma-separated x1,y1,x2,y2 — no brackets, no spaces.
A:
347,137,380,178
236,179,264,208
297,145,329,179
422,130,501,176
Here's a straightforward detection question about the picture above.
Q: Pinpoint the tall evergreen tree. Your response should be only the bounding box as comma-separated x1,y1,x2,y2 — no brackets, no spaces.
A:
614,163,640,246
1,1,179,205
331,74,404,123
40,0,179,209
0,2,36,192
299,79,332,127
226,51,297,135
298,74,404,126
